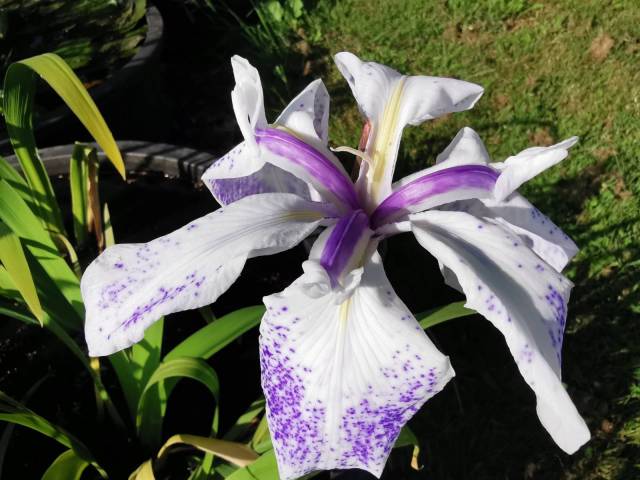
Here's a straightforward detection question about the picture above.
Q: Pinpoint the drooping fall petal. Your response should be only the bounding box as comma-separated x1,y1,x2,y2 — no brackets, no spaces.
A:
82,194,329,356
410,210,589,453
260,253,454,479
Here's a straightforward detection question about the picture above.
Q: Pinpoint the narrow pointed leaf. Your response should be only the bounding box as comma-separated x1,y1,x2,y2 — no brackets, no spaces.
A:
0,390,102,473
0,179,83,326
158,434,258,467
41,449,91,480
129,460,154,480
137,357,220,448
225,450,281,480
224,397,266,441
103,203,115,247
4,53,125,178
0,223,43,324
418,301,476,330
69,144,90,247
165,306,265,361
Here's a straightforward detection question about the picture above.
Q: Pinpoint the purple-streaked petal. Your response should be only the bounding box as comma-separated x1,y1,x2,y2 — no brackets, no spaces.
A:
82,194,329,356
371,165,499,227
313,210,373,287
334,52,484,206
255,128,360,211
260,253,453,479
411,210,590,453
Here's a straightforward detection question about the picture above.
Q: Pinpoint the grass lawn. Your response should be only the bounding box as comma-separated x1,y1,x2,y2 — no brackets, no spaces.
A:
271,0,638,478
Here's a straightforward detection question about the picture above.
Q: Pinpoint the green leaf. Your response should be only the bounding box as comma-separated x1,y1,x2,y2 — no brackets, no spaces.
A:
225,450,280,480
137,357,220,448
107,350,139,421
0,179,83,328
128,318,165,424
157,434,258,467
3,56,125,226
165,306,265,361
103,203,115,247
417,301,476,330
224,397,265,441
131,318,165,397
0,223,43,324
0,390,104,476
129,460,154,480
69,144,90,247
0,155,38,214
393,425,422,470
250,416,272,454
41,449,91,480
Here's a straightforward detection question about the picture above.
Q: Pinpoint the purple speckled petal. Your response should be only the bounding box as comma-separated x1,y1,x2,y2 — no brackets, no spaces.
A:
82,193,329,356
255,128,359,211
410,210,589,454
371,165,499,227
259,253,453,480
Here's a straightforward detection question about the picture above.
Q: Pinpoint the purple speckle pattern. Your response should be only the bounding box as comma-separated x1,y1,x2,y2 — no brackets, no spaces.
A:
545,284,568,363
83,193,326,356
259,259,452,479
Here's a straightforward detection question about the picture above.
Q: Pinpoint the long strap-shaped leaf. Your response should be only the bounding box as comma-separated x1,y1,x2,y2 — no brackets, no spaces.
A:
0,390,106,477
0,179,83,326
418,301,476,329
41,449,92,480
0,223,43,324
3,53,125,235
137,357,220,447
137,307,264,448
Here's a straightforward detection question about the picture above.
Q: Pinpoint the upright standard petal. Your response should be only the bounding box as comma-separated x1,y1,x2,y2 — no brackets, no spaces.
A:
275,78,330,145
82,194,329,356
260,253,453,479
204,75,336,205
493,137,578,201
334,52,483,205
392,127,491,189
410,210,589,453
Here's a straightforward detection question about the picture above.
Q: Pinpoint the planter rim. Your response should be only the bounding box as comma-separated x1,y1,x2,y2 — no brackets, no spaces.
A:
8,141,217,183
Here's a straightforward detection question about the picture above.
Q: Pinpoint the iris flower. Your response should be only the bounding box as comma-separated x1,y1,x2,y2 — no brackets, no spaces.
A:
82,53,589,479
